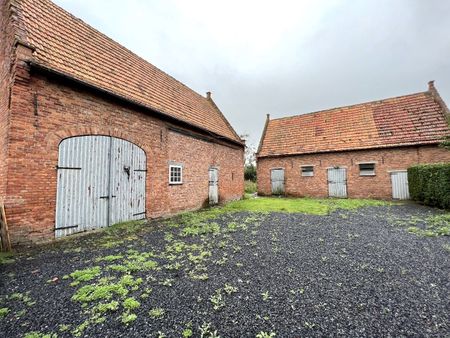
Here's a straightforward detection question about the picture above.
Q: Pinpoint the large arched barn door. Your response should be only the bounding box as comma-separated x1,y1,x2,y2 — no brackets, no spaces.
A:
55,136,146,238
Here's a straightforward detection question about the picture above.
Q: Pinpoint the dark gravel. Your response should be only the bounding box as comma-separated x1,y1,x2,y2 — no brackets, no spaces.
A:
1,204,449,337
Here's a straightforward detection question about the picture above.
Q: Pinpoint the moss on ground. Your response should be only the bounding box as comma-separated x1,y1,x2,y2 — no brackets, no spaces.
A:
407,213,450,237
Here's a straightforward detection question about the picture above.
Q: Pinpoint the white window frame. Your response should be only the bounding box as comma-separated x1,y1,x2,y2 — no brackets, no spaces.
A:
301,165,314,177
169,165,183,184
359,162,376,176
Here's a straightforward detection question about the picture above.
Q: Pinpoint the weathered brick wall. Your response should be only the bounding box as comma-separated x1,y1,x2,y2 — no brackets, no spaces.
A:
5,62,243,245
0,0,14,201
167,130,244,213
257,146,450,199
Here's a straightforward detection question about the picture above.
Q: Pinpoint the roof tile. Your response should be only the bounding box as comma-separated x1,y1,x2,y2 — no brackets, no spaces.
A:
13,0,241,143
258,91,450,157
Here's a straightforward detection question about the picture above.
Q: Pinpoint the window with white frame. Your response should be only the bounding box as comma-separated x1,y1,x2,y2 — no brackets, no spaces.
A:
301,166,314,177
359,163,375,176
169,165,183,184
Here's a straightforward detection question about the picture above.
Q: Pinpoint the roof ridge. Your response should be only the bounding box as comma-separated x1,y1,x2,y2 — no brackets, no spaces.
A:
270,90,429,122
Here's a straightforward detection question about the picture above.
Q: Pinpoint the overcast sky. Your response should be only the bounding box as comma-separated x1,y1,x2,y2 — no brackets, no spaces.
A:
54,0,450,147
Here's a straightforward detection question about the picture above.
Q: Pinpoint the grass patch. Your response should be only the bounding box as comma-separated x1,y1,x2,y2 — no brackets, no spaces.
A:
0,251,15,264
223,197,390,215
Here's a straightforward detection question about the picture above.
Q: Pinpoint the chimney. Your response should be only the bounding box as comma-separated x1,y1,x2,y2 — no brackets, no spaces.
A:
206,91,211,100
428,80,435,91
266,113,270,120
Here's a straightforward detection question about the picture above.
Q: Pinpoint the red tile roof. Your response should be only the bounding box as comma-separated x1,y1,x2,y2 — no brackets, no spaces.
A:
11,0,242,144
258,86,450,157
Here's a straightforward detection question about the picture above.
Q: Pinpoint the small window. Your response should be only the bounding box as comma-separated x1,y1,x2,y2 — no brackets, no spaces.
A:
301,166,314,177
169,165,183,184
359,163,375,176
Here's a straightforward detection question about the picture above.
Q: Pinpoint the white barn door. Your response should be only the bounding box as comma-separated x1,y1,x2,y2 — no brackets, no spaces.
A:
209,168,219,205
391,171,410,200
328,168,347,198
109,138,147,225
271,169,285,195
56,136,146,238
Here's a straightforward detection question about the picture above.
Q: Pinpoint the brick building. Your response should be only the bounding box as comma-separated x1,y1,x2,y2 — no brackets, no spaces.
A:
257,82,450,199
0,0,244,245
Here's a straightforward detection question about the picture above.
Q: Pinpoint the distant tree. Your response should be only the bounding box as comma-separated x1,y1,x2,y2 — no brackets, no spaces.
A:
440,135,450,150
244,164,257,182
240,133,257,182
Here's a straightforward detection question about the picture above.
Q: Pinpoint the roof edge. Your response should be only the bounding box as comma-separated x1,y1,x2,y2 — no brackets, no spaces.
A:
256,140,444,159
256,114,270,155
428,80,450,126
30,62,245,148
206,93,243,143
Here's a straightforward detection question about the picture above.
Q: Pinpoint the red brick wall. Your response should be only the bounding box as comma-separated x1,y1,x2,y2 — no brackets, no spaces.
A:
4,61,243,245
0,0,14,201
167,131,244,213
257,146,450,199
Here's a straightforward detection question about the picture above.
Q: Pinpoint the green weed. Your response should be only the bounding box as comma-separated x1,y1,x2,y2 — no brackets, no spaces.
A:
69,266,102,286
149,307,165,319
123,297,140,310
0,307,9,318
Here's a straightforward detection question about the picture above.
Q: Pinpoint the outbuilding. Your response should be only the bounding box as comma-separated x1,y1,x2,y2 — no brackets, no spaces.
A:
257,82,450,199
0,0,244,245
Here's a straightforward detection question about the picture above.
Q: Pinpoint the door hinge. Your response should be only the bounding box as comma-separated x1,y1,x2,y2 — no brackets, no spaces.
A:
56,166,82,170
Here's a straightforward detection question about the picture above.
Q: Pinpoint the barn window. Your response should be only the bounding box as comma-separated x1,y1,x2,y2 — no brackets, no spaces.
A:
169,165,183,184
301,166,314,177
359,163,375,176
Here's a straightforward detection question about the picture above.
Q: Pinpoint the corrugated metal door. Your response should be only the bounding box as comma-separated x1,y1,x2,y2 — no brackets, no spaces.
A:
271,169,285,195
55,136,146,238
391,171,410,200
328,168,347,198
209,168,219,205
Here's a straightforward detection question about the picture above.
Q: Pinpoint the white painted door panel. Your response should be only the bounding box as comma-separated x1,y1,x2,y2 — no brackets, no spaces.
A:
391,171,410,200
56,136,146,238
209,168,219,205
271,169,285,195
328,168,347,198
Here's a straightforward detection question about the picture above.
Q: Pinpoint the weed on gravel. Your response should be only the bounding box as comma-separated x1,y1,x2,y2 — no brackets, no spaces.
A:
1,199,449,337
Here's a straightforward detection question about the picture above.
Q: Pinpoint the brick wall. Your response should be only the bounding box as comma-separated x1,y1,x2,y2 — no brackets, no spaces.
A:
0,0,14,201
167,130,243,213
257,146,450,199
4,61,243,245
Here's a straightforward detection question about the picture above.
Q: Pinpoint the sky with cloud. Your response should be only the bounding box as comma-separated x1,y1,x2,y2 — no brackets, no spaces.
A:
54,0,450,148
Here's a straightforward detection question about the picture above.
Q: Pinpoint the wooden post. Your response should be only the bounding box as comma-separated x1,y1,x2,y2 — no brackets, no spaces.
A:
0,203,11,252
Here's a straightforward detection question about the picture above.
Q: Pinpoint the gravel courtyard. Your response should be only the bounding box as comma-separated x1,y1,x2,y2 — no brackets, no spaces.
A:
1,199,449,337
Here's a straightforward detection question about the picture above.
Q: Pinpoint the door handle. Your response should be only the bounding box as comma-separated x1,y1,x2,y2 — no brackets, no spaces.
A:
100,196,109,199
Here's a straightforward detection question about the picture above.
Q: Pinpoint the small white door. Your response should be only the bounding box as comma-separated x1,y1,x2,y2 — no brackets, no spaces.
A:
209,168,219,205
391,171,410,200
271,169,285,195
328,168,347,198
